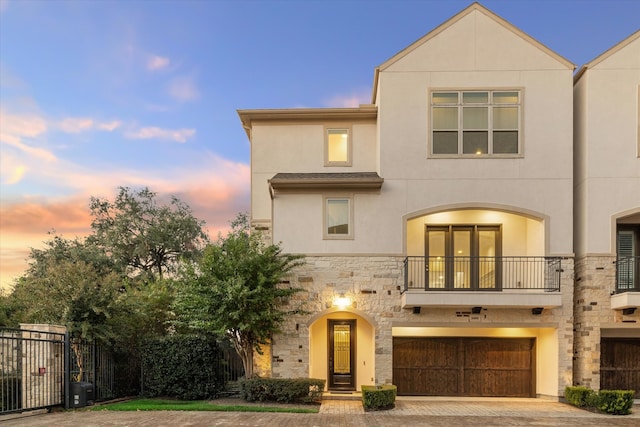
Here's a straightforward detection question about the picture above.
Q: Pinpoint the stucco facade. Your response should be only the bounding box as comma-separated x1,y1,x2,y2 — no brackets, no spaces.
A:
239,3,638,399
573,30,640,393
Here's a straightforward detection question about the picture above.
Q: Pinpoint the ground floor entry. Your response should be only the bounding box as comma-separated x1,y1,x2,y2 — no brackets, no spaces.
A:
393,337,535,397
600,338,640,398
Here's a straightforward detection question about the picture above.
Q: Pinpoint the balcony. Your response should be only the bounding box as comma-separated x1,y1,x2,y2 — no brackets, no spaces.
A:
402,256,563,309
611,256,640,310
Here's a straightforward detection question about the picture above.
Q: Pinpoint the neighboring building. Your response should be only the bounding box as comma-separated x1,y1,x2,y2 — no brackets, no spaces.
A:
573,30,640,397
238,2,604,399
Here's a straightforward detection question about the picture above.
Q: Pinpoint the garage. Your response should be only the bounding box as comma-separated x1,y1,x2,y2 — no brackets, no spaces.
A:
393,337,535,397
600,338,640,398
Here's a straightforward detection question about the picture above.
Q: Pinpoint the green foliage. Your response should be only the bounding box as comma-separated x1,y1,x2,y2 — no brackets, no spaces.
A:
361,385,397,411
140,335,225,400
172,213,305,378
89,186,208,281
565,386,635,415
564,386,596,407
240,378,324,403
594,390,635,415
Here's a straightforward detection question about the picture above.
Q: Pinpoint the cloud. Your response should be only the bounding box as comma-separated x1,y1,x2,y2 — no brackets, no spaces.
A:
323,89,372,108
0,110,47,138
125,126,195,143
0,154,251,290
147,55,170,71
58,117,122,133
167,76,199,102
59,117,94,133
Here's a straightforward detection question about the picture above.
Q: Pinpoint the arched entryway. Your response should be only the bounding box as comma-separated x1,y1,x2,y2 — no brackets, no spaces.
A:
308,310,375,391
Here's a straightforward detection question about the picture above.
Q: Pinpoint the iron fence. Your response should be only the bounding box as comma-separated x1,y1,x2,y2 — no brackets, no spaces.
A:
616,256,640,293
0,328,66,415
404,256,562,291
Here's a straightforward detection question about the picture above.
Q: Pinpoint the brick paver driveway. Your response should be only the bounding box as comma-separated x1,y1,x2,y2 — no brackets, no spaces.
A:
2,398,639,426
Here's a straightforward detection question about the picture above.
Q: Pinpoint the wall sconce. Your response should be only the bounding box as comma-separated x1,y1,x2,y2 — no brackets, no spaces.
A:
471,306,482,314
333,293,352,309
622,307,636,315
412,307,421,314
531,307,544,315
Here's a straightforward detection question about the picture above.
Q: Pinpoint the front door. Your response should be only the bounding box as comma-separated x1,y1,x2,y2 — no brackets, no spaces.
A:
328,319,356,390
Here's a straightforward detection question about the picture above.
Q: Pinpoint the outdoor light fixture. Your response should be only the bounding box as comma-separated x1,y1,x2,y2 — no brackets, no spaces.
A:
622,307,637,315
471,306,482,314
333,293,352,309
532,307,544,315
413,307,421,314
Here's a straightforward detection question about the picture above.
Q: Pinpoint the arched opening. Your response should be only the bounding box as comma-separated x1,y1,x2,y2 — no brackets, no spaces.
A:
308,310,375,391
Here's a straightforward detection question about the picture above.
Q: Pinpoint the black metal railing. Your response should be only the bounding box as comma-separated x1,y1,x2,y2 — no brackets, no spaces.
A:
616,256,640,293
403,256,562,292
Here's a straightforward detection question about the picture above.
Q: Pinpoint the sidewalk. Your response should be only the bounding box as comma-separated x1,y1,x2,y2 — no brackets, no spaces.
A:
1,398,639,426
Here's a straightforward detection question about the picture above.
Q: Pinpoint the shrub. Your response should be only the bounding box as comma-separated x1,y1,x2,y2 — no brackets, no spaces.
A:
241,378,325,403
594,390,635,415
565,386,635,415
564,386,595,407
361,384,396,411
140,335,225,400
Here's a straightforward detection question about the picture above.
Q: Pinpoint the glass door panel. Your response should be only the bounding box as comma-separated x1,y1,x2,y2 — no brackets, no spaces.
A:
428,230,446,288
478,230,497,288
453,230,471,288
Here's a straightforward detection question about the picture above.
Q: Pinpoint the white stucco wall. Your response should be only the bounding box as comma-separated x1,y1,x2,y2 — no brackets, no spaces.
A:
573,35,640,255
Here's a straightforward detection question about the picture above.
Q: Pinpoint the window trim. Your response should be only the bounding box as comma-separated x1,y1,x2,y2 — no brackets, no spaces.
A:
429,88,524,158
324,125,352,166
323,195,354,240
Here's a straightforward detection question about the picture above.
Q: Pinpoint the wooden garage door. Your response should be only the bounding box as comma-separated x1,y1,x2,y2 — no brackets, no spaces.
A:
601,338,640,398
393,337,535,397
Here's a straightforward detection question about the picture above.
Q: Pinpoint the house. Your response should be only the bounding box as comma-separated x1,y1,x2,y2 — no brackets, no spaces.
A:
573,30,640,397
238,2,577,399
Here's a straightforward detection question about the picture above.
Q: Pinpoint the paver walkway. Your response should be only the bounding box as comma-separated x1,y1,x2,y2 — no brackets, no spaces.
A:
1,398,639,426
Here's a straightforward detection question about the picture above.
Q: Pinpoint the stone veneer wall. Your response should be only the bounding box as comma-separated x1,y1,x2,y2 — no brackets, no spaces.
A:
573,255,640,391
265,255,575,397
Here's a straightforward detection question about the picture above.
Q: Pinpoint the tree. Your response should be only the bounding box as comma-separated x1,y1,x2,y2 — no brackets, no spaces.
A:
172,213,305,378
89,186,208,282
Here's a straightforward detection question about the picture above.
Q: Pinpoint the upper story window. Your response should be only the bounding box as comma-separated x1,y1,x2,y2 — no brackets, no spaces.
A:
325,127,351,166
324,196,353,239
431,90,521,157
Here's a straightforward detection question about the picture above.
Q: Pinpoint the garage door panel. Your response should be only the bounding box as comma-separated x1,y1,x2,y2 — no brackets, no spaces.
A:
394,337,534,397
601,338,640,398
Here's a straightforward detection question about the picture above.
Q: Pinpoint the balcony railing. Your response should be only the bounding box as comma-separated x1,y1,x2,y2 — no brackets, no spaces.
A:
616,256,640,293
403,256,562,292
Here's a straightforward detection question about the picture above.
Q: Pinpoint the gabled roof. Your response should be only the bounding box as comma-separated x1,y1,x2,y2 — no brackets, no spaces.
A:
574,30,640,83
372,2,575,103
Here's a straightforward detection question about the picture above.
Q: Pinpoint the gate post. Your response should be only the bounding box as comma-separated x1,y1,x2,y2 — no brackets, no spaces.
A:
64,331,70,409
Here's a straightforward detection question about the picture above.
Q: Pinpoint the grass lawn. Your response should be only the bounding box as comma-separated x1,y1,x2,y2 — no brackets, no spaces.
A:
91,398,319,414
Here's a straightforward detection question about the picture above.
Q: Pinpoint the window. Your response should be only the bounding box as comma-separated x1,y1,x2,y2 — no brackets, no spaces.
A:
431,90,521,156
617,226,639,291
325,127,351,166
324,196,353,239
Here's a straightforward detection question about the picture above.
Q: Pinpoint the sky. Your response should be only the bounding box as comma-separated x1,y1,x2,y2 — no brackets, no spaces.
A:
1,0,639,290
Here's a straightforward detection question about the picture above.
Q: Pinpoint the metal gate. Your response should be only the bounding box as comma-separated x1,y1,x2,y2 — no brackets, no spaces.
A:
0,327,115,415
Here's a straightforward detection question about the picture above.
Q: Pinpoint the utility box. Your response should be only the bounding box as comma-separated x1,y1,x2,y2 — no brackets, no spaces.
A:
70,381,94,408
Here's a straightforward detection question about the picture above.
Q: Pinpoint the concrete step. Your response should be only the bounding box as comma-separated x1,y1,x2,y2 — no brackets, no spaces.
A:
323,392,362,401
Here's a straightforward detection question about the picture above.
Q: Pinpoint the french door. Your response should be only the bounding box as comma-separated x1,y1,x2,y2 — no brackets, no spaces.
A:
328,320,356,390
426,225,501,289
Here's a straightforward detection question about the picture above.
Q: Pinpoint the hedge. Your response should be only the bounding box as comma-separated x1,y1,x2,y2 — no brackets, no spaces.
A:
565,386,634,415
140,335,225,400
361,384,397,411
241,378,325,403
